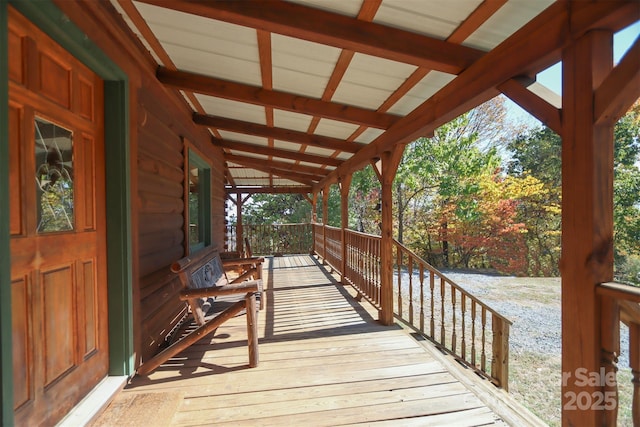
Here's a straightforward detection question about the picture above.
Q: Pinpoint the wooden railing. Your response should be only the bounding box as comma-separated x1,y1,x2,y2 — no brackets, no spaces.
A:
393,240,511,389
324,225,342,273
597,282,640,426
313,223,324,258
343,229,381,308
226,223,312,256
310,225,510,388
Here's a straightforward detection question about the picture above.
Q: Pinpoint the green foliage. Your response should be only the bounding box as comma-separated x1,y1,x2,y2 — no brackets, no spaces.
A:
237,99,639,281
241,193,312,225
348,165,381,233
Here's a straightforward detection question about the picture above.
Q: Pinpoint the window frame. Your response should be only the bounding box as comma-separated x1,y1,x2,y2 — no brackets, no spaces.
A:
185,146,211,254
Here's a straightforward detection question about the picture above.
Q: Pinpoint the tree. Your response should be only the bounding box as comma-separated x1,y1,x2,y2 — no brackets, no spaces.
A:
507,100,640,280
242,193,312,224
348,165,381,233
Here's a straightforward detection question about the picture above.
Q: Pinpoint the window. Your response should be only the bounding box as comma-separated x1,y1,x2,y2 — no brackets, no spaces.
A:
187,150,211,253
35,117,74,233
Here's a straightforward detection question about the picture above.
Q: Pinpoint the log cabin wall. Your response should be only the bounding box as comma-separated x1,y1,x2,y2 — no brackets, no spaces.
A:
50,0,227,366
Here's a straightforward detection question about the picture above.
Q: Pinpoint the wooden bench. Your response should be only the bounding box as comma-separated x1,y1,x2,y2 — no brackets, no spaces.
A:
137,247,264,376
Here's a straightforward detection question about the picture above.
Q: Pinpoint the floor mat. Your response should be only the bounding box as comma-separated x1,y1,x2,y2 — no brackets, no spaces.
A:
91,392,183,426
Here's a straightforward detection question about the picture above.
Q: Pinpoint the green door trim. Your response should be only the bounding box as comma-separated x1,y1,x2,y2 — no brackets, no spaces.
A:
1,1,13,424
1,1,135,423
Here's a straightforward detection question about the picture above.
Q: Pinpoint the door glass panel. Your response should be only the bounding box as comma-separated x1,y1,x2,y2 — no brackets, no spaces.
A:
35,117,74,233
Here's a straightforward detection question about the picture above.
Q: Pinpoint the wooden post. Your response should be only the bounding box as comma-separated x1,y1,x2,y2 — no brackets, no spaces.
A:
311,191,318,254
236,191,244,255
340,175,352,284
379,147,404,326
246,292,259,368
322,186,329,263
600,295,620,425
561,29,614,426
630,322,640,426
491,316,510,391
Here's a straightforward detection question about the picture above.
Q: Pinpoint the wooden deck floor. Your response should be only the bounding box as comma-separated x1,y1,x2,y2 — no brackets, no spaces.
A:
93,255,512,426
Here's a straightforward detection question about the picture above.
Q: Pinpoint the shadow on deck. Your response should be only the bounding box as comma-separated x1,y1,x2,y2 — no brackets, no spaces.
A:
92,255,539,426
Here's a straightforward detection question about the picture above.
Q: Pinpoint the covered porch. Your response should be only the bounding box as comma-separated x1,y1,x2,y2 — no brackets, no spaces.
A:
91,255,533,426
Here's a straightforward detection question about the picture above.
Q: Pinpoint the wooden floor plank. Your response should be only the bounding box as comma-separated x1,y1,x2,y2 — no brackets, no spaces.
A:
95,255,508,426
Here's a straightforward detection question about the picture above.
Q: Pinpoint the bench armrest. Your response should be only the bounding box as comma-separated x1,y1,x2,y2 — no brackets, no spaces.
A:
179,280,261,300
222,257,264,268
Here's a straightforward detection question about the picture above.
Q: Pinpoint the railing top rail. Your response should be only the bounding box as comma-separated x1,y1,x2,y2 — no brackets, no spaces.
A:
242,223,311,227
393,239,512,326
597,281,640,303
344,228,382,240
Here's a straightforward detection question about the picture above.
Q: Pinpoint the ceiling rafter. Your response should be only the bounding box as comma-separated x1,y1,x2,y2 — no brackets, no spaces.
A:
225,186,311,195
195,114,363,153
157,67,398,129
116,0,213,130
213,137,343,167
338,0,507,161
315,0,639,191
225,153,329,177
299,0,382,169
136,0,486,74
229,162,320,186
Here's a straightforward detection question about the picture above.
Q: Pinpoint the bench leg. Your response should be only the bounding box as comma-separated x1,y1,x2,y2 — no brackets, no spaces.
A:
246,292,259,367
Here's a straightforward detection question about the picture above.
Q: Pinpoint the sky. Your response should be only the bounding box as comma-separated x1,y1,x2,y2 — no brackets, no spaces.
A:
507,21,640,124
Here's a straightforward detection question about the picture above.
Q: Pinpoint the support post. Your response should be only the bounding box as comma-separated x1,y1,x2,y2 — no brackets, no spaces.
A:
322,187,329,263
379,147,404,326
311,191,318,255
236,192,244,255
561,29,614,426
339,175,352,284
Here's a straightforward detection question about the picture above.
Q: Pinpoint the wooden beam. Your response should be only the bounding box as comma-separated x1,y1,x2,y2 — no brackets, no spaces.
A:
339,174,352,285
213,137,342,166
196,114,363,154
225,153,328,177
498,78,562,134
594,36,640,126
225,186,311,195
138,0,485,74
226,158,324,185
561,29,614,427
315,0,638,192
158,68,399,130
379,146,405,326
228,160,324,185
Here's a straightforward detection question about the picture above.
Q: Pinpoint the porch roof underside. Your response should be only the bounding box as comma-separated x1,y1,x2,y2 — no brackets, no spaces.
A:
112,0,639,194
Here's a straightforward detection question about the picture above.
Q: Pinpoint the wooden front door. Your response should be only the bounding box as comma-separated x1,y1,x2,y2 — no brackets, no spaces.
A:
9,9,109,426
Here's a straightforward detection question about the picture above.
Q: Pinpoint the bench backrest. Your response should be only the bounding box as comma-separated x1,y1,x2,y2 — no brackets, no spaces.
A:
171,246,227,289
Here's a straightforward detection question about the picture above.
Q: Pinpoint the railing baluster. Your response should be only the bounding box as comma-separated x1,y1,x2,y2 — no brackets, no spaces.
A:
430,270,435,337
471,300,477,367
419,264,425,333
629,321,639,426
408,256,414,326
481,306,487,373
397,247,402,317
440,276,446,346
451,285,457,354
461,293,466,362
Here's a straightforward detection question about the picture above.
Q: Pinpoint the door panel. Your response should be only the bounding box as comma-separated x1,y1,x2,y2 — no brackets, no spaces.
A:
11,276,31,410
9,8,109,426
42,264,76,385
9,103,23,236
